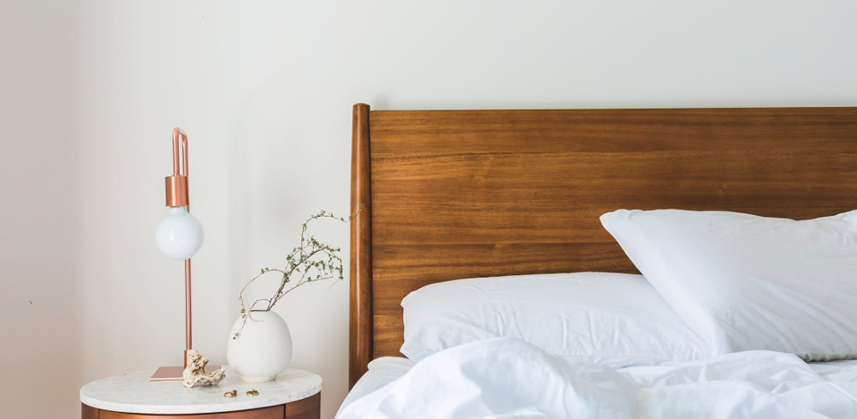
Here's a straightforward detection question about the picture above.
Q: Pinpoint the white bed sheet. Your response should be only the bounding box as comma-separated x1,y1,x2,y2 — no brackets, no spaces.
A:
337,357,416,417
337,340,857,419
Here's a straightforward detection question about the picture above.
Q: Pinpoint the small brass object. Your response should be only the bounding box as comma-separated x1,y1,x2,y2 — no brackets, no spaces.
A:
224,390,237,398
246,389,259,397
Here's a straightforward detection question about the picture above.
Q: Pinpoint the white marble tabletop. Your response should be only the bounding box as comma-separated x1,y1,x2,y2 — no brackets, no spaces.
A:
80,367,322,414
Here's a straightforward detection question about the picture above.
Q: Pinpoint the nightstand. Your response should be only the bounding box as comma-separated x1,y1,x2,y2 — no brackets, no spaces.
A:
80,367,321,418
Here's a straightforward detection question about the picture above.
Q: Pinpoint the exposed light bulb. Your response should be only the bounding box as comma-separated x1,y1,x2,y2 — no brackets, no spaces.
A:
155,206,204,260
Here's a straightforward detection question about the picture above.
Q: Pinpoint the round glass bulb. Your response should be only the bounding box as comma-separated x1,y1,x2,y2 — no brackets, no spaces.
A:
155,206,204,260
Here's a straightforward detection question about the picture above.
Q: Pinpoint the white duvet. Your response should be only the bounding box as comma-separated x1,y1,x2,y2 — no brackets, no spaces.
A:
337,338,857,419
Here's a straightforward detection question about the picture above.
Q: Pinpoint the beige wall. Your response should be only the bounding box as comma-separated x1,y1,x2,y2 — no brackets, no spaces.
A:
1,1,856,418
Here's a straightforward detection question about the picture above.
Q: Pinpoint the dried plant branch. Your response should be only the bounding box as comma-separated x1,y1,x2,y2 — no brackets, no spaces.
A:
233,206,362,339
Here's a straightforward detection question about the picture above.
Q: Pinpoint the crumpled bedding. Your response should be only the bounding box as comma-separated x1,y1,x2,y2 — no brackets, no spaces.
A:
336,338,857,419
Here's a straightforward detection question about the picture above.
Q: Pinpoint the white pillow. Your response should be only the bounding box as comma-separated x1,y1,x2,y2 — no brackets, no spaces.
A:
600,209,857,361
400,272,710,367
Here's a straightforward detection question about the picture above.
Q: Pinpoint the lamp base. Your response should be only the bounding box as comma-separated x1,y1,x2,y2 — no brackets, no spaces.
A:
150,365,222,382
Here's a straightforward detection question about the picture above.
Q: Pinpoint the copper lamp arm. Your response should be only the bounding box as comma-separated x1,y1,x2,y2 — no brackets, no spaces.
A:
165,128,190,208
172,128,189,177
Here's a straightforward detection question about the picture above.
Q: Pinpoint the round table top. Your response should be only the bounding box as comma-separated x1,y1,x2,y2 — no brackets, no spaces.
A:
80,367,322,415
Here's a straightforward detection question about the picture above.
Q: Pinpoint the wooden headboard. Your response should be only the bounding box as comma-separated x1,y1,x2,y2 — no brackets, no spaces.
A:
348,104,857,387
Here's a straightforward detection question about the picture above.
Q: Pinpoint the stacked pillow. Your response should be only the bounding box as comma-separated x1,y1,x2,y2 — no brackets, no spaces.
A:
600,209,857,361
399,209,857,365
400,272,710,367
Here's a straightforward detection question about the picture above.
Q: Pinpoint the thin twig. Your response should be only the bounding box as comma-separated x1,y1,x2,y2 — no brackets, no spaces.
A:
232,207,362,340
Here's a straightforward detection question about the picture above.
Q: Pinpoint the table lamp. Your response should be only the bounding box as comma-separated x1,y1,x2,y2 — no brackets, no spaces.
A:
150,128,217,381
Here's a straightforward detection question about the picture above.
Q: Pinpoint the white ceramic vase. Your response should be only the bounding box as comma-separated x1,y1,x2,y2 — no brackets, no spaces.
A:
227,310,293,382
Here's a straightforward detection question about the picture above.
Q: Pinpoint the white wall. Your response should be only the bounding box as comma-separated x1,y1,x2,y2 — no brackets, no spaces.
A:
2,1,856,417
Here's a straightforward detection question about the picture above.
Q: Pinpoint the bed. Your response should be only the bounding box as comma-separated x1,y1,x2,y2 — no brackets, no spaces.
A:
342,104,857,418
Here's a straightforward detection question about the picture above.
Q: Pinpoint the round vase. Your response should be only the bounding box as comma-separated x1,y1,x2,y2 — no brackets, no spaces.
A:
227,310,293,382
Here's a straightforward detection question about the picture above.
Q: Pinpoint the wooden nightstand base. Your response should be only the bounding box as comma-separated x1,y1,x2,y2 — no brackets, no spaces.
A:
82,393,320,419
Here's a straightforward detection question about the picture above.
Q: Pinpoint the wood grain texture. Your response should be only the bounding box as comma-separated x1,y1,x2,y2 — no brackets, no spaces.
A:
284,393,320,419
349,103,373,389
92,404,283,419
349,106,857,374
82,403,99,419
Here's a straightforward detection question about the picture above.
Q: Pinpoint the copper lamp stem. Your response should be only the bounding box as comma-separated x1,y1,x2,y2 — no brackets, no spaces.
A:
174,128,193,368
184,258,192,367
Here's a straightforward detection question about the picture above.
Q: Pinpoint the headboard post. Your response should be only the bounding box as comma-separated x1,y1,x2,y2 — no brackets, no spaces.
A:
349,103,373,388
